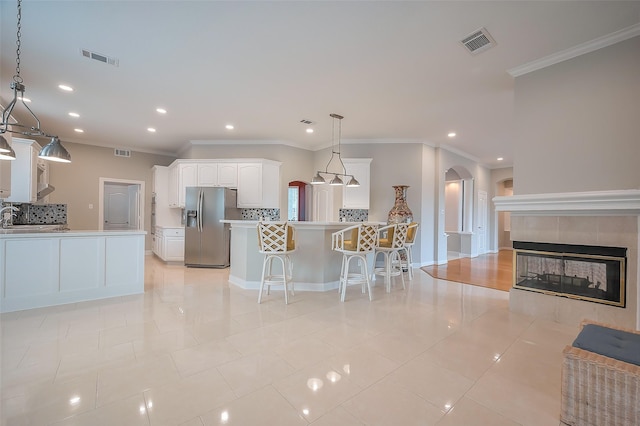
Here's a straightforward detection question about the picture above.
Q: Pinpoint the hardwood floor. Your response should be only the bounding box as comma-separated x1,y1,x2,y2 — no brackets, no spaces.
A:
421,250,513,292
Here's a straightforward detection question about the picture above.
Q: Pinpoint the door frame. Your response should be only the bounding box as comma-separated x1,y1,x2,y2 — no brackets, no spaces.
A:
98,177,145,231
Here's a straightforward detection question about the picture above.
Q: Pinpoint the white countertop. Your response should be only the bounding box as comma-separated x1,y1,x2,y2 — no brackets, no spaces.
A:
0,229,147,238
222,220,384,228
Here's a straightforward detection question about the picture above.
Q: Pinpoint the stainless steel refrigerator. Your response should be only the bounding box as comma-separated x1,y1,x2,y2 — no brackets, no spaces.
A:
184,187,241,267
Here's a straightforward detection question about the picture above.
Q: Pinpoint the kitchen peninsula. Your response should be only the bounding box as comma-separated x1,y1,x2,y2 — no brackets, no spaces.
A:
225,220,378,291
0,230,145,313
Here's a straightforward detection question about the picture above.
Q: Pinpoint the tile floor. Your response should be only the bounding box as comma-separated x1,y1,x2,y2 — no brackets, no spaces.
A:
1,256,579,425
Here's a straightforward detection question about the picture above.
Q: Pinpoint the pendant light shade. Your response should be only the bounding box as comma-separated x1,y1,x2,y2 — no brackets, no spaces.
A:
346,176,360,187
0,135,16,160
311,172,326,185
39,137,71,163
329,174,343,186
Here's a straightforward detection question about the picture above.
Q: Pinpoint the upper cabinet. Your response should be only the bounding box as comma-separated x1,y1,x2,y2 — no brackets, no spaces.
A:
236,160,281,208
167,159,272,208
0,134,11,198
7,137,41,203
342,158,372,209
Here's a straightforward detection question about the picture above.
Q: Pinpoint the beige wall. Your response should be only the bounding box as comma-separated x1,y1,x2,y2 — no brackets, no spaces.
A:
47,142,175,248
514,36,640,195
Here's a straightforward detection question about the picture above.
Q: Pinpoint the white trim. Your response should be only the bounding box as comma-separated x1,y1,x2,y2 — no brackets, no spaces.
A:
228,275,339,292
493,190,640,215
507,23,640,77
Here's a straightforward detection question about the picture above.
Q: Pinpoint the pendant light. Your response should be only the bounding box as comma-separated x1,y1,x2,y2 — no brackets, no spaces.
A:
310,113,360,187
0,135,16,160
0,0,71,163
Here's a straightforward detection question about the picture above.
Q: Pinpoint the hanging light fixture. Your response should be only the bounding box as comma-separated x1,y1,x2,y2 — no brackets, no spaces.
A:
0,135,16,160
0,0,71,163
310,113,359,187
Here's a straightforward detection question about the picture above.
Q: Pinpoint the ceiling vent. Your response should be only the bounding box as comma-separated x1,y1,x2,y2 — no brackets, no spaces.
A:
114,148,131,158
300,119,314,125
460,27,496,55
81,49,119,67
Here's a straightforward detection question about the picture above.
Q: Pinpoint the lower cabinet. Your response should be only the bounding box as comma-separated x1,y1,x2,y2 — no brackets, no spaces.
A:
0,232,145,313
153,227,185,262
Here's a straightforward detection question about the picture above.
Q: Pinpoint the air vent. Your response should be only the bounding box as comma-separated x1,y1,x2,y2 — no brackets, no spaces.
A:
114,149,131,158
460,27,496,55
81,49,119,67
300,119,314,125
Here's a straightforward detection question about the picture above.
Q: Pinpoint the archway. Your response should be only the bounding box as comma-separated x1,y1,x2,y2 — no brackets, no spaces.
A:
444,166,474,259
288,181,310,221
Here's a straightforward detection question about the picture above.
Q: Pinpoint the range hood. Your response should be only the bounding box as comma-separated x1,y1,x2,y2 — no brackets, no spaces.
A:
37,183,55,200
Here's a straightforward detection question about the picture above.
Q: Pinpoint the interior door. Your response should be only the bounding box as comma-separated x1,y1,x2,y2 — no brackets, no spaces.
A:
104,183,130,230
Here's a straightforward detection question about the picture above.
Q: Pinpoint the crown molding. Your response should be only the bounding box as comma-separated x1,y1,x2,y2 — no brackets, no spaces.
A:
493,190,640,216
507,23,640,77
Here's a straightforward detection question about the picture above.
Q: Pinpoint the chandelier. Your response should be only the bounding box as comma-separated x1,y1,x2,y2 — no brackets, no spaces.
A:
311,113,359,187
0,0,71,163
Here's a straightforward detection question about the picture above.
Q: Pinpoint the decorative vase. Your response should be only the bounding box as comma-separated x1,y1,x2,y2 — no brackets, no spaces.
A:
387,185,413,224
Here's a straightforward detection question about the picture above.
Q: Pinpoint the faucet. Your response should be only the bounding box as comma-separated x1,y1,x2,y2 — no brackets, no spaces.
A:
0,206,19,228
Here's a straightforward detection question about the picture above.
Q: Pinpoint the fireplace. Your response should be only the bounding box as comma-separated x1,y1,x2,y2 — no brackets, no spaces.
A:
493,190,640,329
513,241,626,307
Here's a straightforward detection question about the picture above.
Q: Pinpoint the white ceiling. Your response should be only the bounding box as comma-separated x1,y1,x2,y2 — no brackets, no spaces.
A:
1,1,639,167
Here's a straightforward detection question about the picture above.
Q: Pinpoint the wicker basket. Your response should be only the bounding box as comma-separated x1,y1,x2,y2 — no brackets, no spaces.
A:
560,320,640,426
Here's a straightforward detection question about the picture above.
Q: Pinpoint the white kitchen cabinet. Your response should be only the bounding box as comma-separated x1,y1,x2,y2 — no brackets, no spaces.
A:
195,162,237,188
197,162,218,186
154,227,184,262
152,166,182,227
0,231,145,313
0,133,11,198
236,160,281,208
168,163,179,207
7,137,40,203
217,163,238,187
342,158,372,209
169,161,239,208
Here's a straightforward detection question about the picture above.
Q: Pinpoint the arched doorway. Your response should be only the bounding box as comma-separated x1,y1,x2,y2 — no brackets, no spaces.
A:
444,166,474,259
288,181,310,221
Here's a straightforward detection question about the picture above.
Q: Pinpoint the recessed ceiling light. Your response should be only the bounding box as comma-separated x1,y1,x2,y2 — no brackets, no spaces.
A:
74,128,84,133
225,124,234,130
58,84,73,92
147,127,156,133
497,157,504,161
447,132,456,138
18,96,31,103
156,108,167,114
68,112,80,118
306,128,314,134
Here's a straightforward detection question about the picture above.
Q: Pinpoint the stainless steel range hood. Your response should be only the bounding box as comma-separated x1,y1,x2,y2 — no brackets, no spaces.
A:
37,183,55,200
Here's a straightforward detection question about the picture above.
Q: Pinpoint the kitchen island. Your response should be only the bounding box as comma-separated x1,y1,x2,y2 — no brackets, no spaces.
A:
225,221,378,292
0,230,145,313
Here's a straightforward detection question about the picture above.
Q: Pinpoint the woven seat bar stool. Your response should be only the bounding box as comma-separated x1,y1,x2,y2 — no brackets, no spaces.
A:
373,223,409,292
400,222,419,280
257,221,296,304
331,223,379,302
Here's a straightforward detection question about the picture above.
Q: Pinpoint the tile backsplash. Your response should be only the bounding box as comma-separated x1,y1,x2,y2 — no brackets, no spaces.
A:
339,209,369,222
13,204,67,225
241,208,280,221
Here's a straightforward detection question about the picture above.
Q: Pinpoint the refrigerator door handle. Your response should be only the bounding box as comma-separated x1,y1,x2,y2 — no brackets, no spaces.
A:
198,189,203,232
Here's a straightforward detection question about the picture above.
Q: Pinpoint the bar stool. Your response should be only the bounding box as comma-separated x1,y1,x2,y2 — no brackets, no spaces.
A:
331,223,379,302
257,221,296,304
373,223,409,292
400,222,419,280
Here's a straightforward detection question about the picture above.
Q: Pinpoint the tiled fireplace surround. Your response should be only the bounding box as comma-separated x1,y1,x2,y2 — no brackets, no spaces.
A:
494,190,640,330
